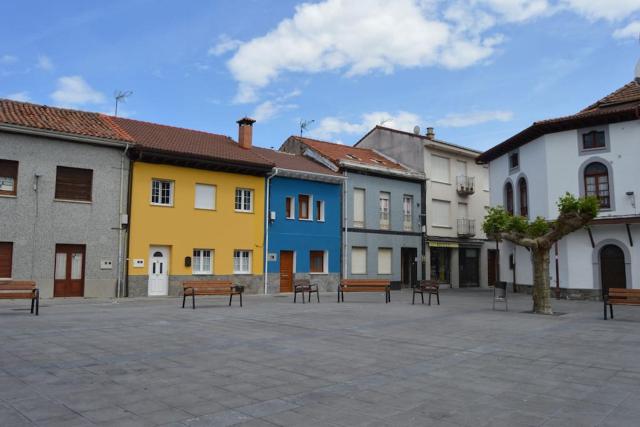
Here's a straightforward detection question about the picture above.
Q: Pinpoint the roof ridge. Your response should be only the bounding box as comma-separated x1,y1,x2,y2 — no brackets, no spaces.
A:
0,98,103,116
111,115,235,142
580,80,639,112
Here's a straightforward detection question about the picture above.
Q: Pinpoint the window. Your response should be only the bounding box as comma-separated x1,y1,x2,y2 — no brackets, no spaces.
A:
351,247,367,274
316,200,325,221
353,188,365,228
403,195,413,231
151,179,173,206
432,155,450,183
457,202,468,219
518,178,528,217
298,194,310,220
310,250,326,273
285,197,294,219
509,152,519,170
582,130,606,150
456,160,467,178
0,160,18,196
505,182,514,215
377,248,392,275
233,250,252,274
584,162,610,208
195,184,216,210
0,242,12,279
379,192,390,229
192,249,213,274
235,188,253,212
432,199,451,227
55,166,93,201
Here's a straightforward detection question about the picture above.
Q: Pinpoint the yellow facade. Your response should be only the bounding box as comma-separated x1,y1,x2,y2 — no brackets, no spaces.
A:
128,162,264,277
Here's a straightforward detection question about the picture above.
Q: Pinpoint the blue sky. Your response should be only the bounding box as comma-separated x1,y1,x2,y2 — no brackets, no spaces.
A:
2,0,640,152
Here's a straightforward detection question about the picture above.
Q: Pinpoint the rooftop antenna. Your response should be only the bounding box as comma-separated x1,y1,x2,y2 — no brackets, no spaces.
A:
114,90,133,117
379,118,392,126
635,33,640,83
299,119,315,136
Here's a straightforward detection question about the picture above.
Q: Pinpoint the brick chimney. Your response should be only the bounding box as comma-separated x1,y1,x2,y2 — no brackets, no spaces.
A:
426,127,435,140
237,117,256,150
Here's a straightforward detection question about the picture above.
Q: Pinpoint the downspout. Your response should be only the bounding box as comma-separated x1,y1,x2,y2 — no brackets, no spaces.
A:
263,169,278,294
116,143,130,299
554,242,560,299
342,170,348,280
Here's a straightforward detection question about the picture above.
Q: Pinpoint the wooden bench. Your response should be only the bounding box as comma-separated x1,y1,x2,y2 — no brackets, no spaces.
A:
0,281,40,315
182,281,244,309
412,280,440,306
293,279,319,303
338,279,391,303
604,288,640,320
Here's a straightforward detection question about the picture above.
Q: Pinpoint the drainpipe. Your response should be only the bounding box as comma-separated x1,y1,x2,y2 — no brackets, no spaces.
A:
263,169,278,294
116,143,130,299
342,170,348,280
554,242,560,299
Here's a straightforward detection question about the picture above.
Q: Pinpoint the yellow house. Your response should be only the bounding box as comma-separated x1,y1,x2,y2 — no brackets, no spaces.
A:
114,117,273,296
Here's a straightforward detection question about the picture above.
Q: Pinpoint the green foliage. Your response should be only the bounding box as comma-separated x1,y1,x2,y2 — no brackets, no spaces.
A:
557,192,599,217
528,216,550,237
482,206,510,236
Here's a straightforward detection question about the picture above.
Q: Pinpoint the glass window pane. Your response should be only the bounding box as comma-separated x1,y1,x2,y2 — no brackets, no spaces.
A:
71,253,83,280
55,253,66,280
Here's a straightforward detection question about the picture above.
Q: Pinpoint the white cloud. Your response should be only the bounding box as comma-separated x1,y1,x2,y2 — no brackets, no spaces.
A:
51,76,105,107
309,111,422,140
208,34,242,56
0,54,18,65
613,20,640,38
252,89,301,122
561,0,640,21
435,110,514,127
36,55,53,71
5,91,31,102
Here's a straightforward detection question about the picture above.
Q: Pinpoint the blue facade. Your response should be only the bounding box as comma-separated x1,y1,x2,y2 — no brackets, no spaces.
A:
267,176,342,277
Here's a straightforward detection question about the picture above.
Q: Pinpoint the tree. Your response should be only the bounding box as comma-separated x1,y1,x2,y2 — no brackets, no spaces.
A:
483,193,599,315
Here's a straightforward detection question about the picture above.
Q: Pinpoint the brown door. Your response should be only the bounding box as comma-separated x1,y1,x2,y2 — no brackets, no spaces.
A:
600,244,626,296
54,244,86,297
488,249,498,286
280,251,294,293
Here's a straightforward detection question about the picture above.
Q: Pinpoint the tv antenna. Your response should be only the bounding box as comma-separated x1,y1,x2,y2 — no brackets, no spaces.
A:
379,118,392,126
114,90,133,117
299,119,315,136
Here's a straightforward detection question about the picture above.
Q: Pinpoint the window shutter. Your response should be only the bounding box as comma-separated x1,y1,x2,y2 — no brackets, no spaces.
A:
431,155,450,183
353,188,365,226
377,248,392,275
55,166,93,201
0,242,12,278
457,202,468,219
195,184,215,210
432,200,450,227
351,247,367,274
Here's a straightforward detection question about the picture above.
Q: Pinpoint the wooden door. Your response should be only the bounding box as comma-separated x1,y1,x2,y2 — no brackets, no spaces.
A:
487,249,497,287
0,242,13,279
54,244,85,297
280,251,294,293
600,244,626,295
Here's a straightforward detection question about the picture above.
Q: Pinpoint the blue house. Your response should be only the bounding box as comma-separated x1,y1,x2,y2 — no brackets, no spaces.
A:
256,148,343,293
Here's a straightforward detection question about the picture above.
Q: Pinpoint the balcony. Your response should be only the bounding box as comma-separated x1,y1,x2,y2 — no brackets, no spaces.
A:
456,175,475,196
457,218,476,237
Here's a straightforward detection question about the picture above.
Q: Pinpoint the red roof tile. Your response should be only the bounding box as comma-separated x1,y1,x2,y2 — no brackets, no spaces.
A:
253,147,341,176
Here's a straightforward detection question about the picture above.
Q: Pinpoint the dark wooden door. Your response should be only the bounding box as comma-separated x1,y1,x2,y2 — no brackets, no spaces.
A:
488,249,497,286
54,244,85,297
401,248,418,288
0,242,13,279
600,244,626,295
459,248,480,287
279,251,294,293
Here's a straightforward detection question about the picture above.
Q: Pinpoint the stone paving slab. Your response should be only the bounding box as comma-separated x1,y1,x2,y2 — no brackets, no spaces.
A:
0,289,639,426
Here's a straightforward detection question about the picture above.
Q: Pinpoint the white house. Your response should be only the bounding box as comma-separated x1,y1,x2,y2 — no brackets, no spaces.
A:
477,77,640,298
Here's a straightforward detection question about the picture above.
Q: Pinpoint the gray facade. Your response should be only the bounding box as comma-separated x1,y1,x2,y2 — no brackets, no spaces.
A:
0,130,129,298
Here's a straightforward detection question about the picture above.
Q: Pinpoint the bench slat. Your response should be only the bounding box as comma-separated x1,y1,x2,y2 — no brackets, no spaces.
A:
0,293,35,299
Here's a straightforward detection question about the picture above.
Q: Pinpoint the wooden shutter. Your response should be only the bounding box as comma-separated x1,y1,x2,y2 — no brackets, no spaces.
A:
0,242,13,278
351,247,367,274
55,166,93,201
353,188,365,226
377,248,392,275
0,160,18,196
431,155,450,183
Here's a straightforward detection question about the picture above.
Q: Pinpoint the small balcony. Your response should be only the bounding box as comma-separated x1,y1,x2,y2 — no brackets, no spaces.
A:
456,175,475,196
457,218,476,237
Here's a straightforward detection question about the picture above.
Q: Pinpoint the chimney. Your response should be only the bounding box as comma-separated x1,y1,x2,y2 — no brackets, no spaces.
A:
426,127,435,140
237,117,256,150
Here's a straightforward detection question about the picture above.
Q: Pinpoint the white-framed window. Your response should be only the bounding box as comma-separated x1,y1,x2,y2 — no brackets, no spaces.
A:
151,179,173,206
233,250,252,274
403,195,413,231
353,188,365,228
235,188,253,212
285,197,295,219
351,247,367,275
192,249,213,274
195,184,216,210
310,250,328,274
378,248,392,275
431,155,450,183
432,199,451,228
379,191,390,230
316,200,325,221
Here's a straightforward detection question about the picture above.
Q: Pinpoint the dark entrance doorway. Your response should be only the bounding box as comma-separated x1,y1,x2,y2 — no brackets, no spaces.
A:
430,247,451,284
459,248,480,287
401,247,418,288
279,251,294,293
487,249,498,287
600,244,626,296
54,244,85,297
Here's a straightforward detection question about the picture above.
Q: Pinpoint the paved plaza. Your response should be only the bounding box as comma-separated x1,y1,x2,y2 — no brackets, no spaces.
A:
1,289,639,427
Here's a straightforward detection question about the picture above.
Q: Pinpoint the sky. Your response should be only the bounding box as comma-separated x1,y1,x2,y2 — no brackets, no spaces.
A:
2,0,640,152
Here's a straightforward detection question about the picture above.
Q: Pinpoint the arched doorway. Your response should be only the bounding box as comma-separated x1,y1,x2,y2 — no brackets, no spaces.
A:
600,244,626,295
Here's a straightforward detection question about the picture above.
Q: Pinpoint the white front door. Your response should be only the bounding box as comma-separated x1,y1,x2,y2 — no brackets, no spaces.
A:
148,246,169,296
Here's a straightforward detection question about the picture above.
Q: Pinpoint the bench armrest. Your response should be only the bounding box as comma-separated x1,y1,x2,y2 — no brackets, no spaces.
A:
232,285,245,293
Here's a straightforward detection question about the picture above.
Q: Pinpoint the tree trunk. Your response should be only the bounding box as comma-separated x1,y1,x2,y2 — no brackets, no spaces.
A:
531,247,552,315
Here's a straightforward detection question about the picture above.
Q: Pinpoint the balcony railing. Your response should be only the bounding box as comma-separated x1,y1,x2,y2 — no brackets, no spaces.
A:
457,218,476,237
456,175,475,196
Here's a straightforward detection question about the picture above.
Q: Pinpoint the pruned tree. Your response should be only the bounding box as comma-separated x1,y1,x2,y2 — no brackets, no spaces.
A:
483,193,599,314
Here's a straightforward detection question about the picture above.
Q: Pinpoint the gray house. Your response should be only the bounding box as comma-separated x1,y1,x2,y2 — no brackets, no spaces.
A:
281,136,426,288
0,100,131,298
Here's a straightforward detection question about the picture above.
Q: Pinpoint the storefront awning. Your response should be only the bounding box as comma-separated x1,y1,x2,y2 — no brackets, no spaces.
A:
428,241,459,248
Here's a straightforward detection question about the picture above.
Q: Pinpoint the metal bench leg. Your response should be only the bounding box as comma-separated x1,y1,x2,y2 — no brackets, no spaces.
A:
610,304,613,319
30,297,35,314
412,291,415,305
229,293,233,306
294,290,297,303
316,290,320,303
36,296,39,316
604,301,607,320
302,290,305,304
182,294,186,308
240,292,243,307
192,293,196,309
436,292,440,305
428,292,431,306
